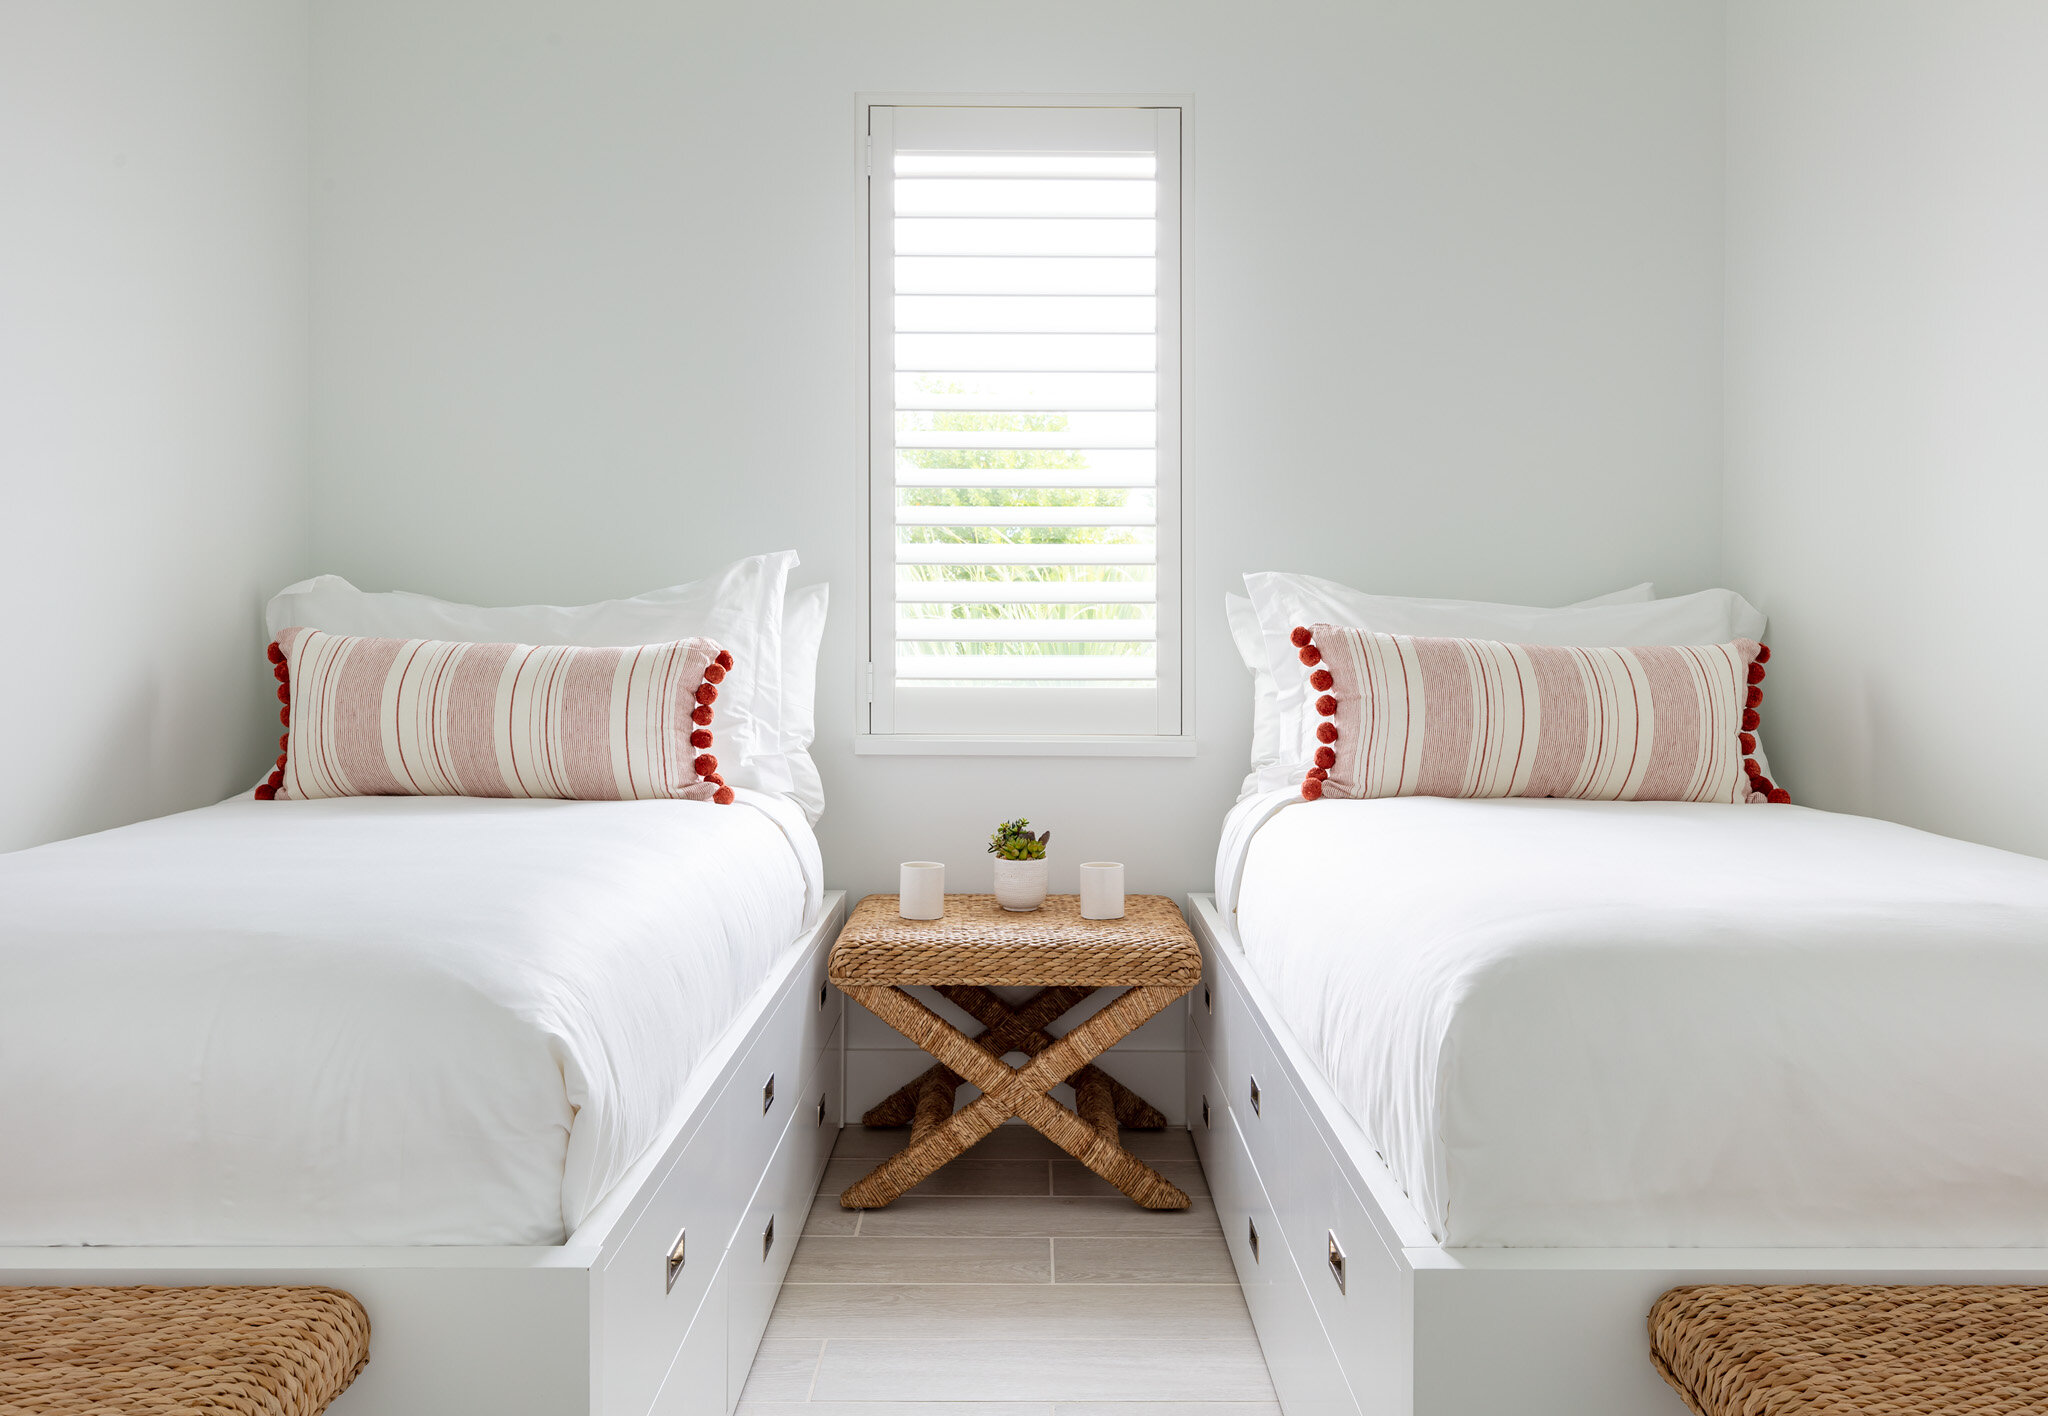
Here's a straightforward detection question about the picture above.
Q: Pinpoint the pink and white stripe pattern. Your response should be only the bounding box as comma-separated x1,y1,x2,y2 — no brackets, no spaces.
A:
1297,624,1779,805
259,626,735,804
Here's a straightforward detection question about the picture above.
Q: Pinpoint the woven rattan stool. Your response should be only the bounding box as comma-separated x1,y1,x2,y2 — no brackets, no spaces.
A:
0,1284,370,1415
831,893,1200,1211
1650,1283,2048,1415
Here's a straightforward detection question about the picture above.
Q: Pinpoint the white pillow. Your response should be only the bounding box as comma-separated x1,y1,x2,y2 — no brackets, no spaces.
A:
778,583,828,824
266,551,798,794
1241,575,1768,794
1226,582,1658,798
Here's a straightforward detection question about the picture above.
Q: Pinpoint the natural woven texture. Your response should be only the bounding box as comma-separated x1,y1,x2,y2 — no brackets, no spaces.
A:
1649,1284,2048,1416
840,982,1190,1211
833,893,1198,1212
862,984,1167,1134
0,1285,370,1415
830,894,1199,987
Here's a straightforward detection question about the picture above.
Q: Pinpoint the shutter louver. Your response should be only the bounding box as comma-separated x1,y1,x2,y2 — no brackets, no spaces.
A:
867,104,1183,739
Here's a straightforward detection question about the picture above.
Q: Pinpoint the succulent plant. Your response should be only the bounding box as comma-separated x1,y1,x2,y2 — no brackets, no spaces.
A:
987,818,1050,861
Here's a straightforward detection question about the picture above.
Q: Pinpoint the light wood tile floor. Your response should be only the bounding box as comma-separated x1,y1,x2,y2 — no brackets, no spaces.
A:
739,1125,1278,1416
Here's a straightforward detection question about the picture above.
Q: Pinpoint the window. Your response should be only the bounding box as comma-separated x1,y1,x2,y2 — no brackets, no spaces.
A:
860,100,1188,752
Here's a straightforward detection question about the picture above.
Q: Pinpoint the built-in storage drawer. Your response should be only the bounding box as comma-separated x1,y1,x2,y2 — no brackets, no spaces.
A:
726,1037,841,1410
1192,1040,1358,1416
599,949,841,1416
645,1249,729,1416
1197,949,1411,1416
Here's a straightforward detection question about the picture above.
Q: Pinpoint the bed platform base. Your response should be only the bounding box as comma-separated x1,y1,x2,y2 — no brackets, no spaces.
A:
0,891,849,1416
1184,892,2048,1416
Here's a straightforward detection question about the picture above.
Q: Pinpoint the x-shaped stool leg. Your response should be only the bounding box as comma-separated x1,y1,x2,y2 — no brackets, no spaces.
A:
839,983,1191,1211
862,985,1169,1132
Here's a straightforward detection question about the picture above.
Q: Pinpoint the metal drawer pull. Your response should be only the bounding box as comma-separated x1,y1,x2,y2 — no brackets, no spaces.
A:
763,1074,775,1114
664,1228,686,1293
816,1092,828,1127
1328,1230,1347,1294
1248,1075,1261,1116
1248,1216,1260,1263
761,1215,776,1261
1200,1095,1211,1129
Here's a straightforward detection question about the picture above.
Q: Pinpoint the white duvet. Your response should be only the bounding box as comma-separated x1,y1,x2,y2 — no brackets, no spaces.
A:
1227,793,2048,1248
0,791,821,1246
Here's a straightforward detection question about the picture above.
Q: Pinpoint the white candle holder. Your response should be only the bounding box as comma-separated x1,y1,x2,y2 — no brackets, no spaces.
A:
898,862,945,920
1078,861,1125,920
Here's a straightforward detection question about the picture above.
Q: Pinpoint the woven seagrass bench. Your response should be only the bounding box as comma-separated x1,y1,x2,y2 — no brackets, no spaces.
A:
1650,1284,2048,1416
0,1285,370,1415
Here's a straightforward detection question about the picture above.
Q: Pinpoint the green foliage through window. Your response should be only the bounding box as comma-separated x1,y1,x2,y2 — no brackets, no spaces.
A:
899,379,1155,660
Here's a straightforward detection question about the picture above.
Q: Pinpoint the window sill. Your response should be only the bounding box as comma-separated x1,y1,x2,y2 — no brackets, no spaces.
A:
853,733,1197,758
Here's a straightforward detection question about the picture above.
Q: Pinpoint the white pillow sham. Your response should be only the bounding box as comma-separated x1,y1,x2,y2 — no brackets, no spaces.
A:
778,583,829,824
1226,581,1658,798
265,551,799,795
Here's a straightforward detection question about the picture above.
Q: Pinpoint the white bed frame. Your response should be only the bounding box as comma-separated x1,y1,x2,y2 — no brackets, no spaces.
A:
1184,892,2048,1416
0,890,849,1416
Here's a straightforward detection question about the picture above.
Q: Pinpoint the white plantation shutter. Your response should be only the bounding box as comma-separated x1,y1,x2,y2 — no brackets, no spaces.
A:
864,103,1185,743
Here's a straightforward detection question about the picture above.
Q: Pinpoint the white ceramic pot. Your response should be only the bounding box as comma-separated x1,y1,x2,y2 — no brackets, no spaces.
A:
992,858,1049,912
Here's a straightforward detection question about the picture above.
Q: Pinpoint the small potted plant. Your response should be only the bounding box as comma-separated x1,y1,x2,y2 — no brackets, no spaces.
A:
988,818,1051,912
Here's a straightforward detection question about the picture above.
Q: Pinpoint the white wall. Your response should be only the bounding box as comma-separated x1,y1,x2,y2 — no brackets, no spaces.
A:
0,1,310,853
1726,1,2048,857
309,0,1726,900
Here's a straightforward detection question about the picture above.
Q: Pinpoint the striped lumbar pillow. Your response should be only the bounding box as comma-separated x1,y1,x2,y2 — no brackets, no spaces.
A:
257,626,735,804
1294,623,1789,805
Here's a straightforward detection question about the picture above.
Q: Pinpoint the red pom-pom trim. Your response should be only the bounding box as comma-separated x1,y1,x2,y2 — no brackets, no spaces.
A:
695,682,719,706
1743,758,1761,778
1739,731,1756,754
267,641,284,665
1290,626,1313,648
275,754,288,771
277,684,290,704
254,783,277,800
273,662,289,682
266,768,284,787
1747,661,1766,685
715,649,733,672
1756,644,1771,664
1300,777,1324,801
1746,685,1764,709
1314,745,1337,770
713,786,735,805
694,753,718,777
1742,708,1760,731
690,729,713,749
1315,694,1338,716
279,734,290,753
1753,774,1775,793
1767,788,1791,805
279,706,290,727
1306,765,1329,781
691,704,713,726
1316,721,1339,744
706,772,725,786
1309,668,1334,692
704,662,726,684
1298,645,1322,667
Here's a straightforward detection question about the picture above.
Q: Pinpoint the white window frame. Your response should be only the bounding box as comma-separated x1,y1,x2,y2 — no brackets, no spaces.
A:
852,92,1195,758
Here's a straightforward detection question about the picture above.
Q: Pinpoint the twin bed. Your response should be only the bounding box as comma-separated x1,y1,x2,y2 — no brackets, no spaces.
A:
1197,790,2048,1415
1,557,845,1415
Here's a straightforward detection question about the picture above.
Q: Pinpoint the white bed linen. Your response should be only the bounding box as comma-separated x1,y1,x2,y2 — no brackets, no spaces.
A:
1227,794,2048,1247
0,790,820,1246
